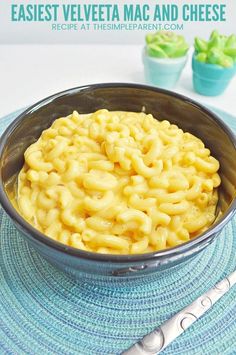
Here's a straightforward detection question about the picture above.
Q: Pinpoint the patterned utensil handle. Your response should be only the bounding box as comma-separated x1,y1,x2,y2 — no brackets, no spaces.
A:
122,271,236,355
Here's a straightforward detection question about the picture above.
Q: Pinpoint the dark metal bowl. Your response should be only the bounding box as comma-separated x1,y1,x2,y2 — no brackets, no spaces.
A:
0,83,236,279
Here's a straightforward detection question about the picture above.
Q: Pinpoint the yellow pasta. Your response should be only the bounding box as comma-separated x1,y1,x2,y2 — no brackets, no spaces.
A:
17,109,220,254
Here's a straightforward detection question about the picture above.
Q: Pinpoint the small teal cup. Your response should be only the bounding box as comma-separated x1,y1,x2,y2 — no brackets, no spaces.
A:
143,48,187,89
192,54,236,96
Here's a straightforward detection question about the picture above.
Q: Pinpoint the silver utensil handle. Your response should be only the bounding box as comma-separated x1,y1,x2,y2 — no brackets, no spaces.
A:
122,271,236,355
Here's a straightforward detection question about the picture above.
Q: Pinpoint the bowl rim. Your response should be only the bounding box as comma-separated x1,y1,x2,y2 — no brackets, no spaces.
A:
0,82,236,263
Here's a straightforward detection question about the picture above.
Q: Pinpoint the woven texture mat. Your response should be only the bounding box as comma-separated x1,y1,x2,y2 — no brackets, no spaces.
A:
0,107,236,355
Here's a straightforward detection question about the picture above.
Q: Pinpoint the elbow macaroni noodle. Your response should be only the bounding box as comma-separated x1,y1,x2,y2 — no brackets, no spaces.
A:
18,110,221,254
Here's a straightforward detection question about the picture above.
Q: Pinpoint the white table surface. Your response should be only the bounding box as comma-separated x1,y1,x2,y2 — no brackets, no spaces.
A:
0,44,236,118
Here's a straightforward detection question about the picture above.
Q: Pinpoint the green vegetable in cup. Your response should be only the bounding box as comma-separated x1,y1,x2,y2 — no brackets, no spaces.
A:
195,38,208,53
194,31,236,68
196,52,207,63
146,31,189,59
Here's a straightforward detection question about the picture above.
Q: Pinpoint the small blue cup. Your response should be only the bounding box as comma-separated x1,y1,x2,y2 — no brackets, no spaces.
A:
143,48,187,89
192,54,236,96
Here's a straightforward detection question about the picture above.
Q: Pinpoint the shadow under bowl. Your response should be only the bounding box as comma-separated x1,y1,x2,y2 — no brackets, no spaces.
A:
0,83,236,280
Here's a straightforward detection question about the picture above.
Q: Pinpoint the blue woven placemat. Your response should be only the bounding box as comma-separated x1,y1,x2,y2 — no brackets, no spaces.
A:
0,107,236,355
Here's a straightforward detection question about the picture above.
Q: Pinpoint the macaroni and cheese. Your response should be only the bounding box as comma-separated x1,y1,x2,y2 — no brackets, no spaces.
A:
18,110,221,254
